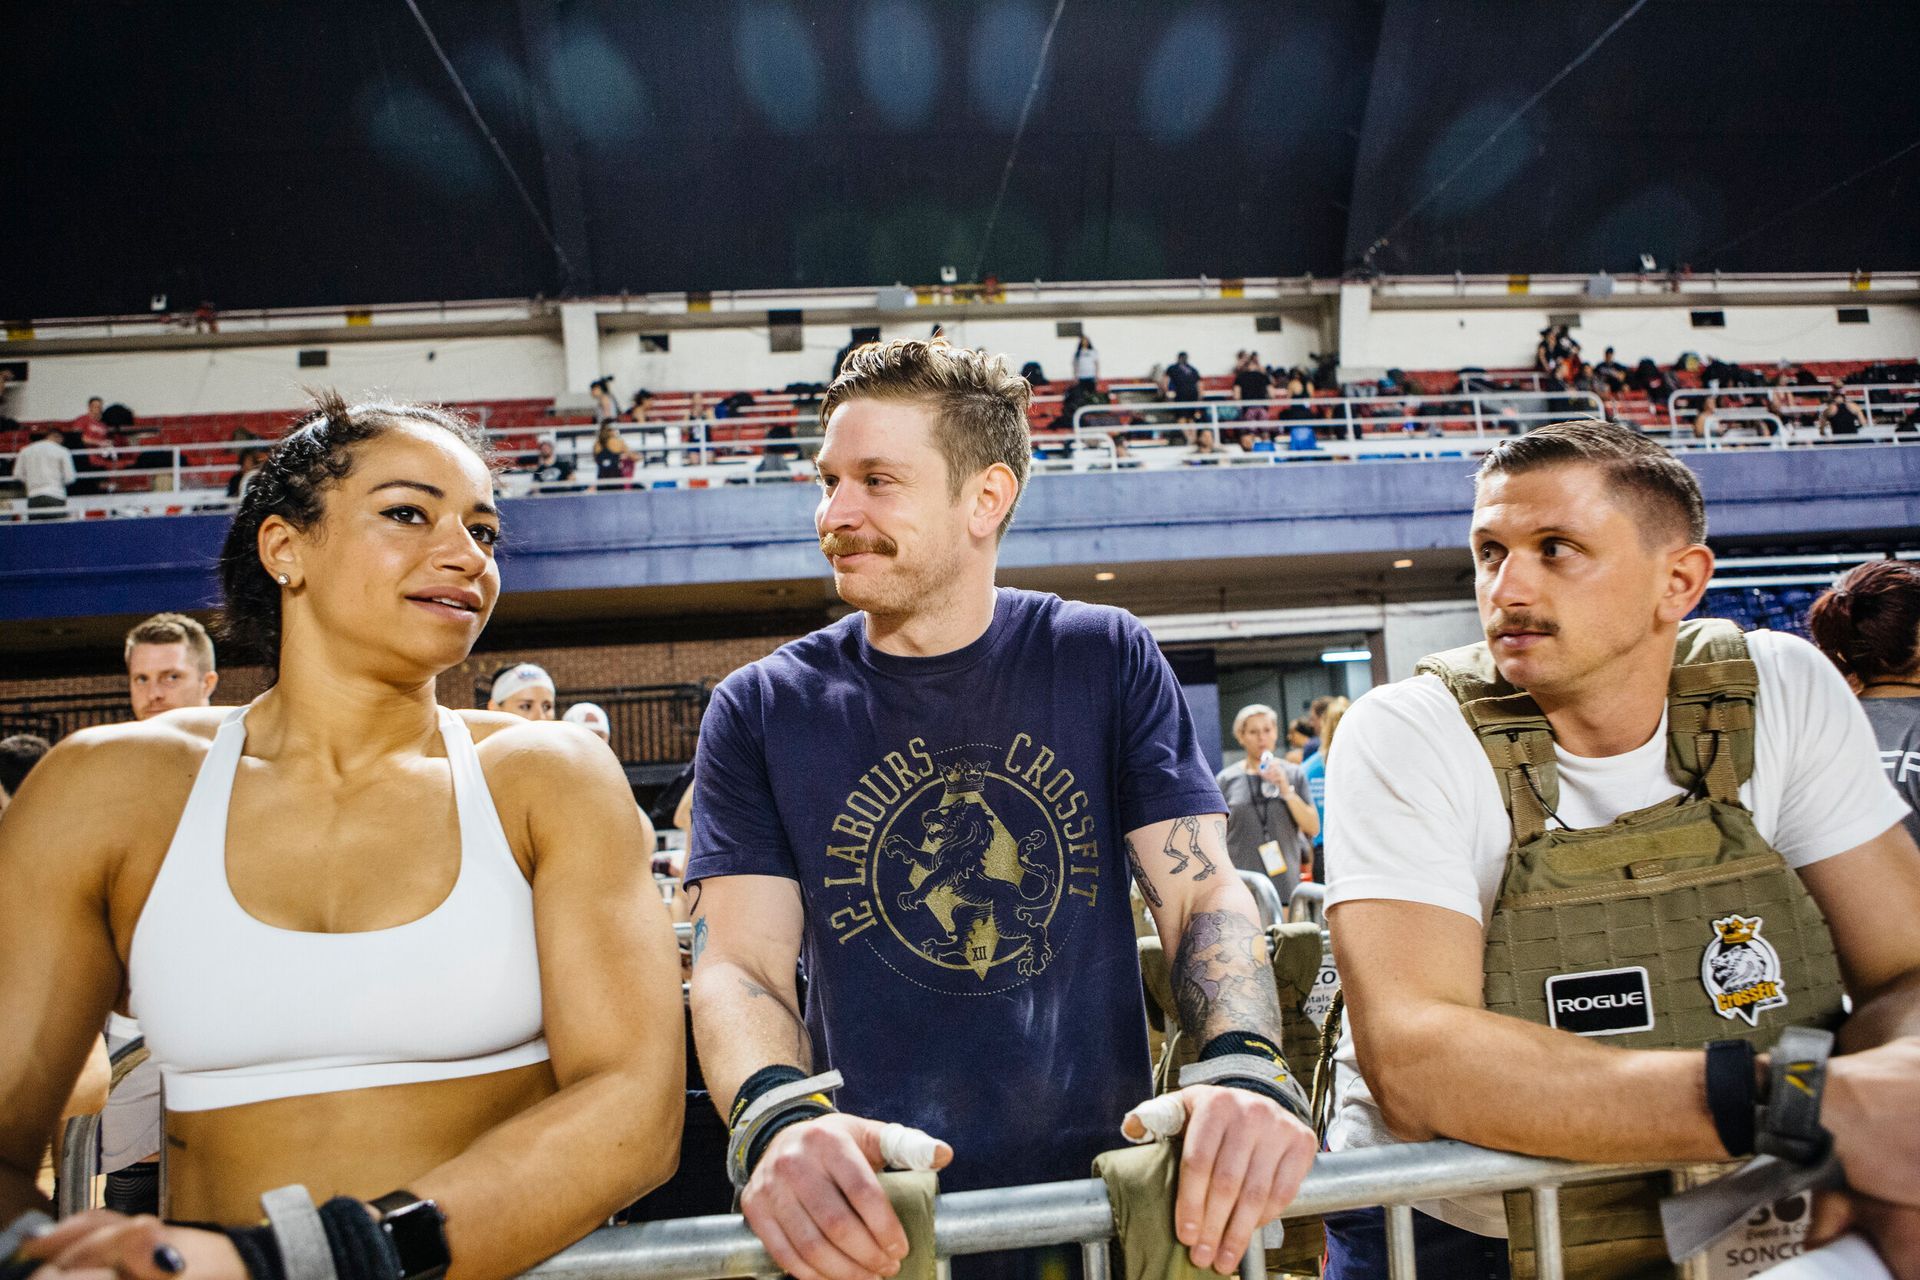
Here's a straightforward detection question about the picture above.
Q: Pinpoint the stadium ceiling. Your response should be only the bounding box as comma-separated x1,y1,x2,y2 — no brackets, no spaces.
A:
7,1,1918,318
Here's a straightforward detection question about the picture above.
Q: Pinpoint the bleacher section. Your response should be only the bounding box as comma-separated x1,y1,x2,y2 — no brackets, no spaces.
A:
4,358,1915,521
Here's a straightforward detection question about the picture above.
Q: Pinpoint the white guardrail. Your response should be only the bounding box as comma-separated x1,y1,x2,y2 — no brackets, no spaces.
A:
5,385,1917,523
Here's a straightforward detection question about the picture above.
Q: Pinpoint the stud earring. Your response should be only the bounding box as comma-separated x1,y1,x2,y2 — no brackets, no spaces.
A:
276,574,290,585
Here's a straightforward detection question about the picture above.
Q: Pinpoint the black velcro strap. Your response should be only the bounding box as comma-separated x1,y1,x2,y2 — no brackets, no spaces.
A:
730,1064,809,1128
1705,1040,1757,1157
224,1226,291,1280
317,1198,402,1280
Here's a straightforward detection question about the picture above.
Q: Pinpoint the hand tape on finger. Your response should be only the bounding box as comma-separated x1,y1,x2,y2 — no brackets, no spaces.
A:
880,1122,943,1170
1121,1092,1189,1144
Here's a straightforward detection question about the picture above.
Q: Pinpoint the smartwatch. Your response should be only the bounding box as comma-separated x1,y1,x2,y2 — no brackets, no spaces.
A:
370,1190,452,1280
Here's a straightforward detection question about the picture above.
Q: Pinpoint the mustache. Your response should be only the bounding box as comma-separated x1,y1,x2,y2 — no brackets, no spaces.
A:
1487,611,1559,640
820,532,899,558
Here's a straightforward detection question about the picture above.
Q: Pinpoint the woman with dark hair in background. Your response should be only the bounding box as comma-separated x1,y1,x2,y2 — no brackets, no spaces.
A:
1809,559,1920,842
0,391,682,1279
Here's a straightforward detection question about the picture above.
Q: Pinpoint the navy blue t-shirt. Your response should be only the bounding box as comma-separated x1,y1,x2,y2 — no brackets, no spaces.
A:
687,588,1222,1192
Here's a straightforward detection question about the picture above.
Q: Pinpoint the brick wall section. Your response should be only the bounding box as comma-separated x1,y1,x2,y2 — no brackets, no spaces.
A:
0,633,801,723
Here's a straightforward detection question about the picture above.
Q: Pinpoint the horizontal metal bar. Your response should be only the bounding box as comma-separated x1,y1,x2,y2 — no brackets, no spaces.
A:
525,1141,1675,1280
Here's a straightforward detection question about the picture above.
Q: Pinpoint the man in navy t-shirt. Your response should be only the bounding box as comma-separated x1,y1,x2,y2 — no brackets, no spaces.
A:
687,339,1317,1280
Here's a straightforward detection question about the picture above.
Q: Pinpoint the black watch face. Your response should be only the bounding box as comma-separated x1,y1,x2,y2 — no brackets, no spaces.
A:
383,1200,451,1279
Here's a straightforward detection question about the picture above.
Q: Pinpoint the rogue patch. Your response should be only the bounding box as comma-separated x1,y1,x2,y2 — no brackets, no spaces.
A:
1545,966,1655,1037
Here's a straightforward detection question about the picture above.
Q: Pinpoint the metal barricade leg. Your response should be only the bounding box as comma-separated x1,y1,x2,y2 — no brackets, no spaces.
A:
1530,1185,1564,1280
1384,1204,1418,1280
1236,1233,1264,1280
1081,1240,1110,1280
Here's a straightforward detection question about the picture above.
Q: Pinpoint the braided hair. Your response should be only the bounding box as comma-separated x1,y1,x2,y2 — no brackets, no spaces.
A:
216,389,493,672
1807,560,1920,684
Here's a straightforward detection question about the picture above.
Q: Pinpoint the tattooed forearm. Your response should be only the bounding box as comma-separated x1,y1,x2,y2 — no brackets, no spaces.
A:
1124,834,1164,908
1173,909,1283,1043
1162,816,1217,881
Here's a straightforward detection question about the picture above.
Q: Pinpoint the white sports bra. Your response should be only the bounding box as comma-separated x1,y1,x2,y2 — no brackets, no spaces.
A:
129,706,549,1112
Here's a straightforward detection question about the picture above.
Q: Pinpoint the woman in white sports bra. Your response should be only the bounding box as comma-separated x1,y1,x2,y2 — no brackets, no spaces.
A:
0,393,684,1280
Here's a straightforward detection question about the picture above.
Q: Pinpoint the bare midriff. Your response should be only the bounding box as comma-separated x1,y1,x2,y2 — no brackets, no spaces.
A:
163,1061,557,1224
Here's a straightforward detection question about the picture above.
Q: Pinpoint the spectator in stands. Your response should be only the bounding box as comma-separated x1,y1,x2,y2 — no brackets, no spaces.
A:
1187,426,1223,462
1808,559,1920,843
0,733,50,816
1819,385,1863,436
1071,333,1099,392
18,424,76,519
1233,350,1272,417
590,376,620,425
562,701,611,742
487,662,557,720
1767,369,1804,429
1165,350,1202,419
627,389,654,422
70,396,109,449
1691,394,1723,439
227,448,265,500
126,613,220,720
1217,703,1319,900
594,421,634,486
0,390,682,1274
1593,347,1628,391
1533,329,1556,376
525,438,576,491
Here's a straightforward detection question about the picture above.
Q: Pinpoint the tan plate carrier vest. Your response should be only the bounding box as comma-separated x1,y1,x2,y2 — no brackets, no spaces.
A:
1417,619,1846,1280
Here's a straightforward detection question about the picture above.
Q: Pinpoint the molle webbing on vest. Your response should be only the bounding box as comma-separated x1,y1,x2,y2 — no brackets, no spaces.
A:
1418,621,1847,1280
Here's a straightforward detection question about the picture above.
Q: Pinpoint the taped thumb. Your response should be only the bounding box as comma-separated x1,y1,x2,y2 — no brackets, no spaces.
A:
1121,1092,1189,1144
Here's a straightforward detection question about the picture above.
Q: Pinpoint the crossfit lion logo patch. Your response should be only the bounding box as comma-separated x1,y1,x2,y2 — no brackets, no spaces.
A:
819,736,1101,995
1701,914,1788,1026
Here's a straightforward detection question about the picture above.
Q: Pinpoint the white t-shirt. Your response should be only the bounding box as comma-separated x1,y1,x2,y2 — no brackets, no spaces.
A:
1073,346,1099,380
1322,629,1909,1236
18,436,77,499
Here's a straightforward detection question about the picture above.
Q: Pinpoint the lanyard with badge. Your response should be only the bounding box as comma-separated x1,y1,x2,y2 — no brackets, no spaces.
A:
1250,754,1289,877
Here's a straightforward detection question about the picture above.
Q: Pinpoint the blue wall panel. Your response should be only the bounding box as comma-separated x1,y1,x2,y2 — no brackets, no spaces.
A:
6,446,1919,624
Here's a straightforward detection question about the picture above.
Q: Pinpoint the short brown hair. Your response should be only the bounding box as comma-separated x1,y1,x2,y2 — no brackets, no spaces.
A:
820,339,1032,536
124,612,216,675
1475,418,1707,546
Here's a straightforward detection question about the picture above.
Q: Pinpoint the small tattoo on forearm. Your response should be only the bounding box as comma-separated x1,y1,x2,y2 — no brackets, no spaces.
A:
1163,816,1217,881
1125,835,1164,908
690,917,709,967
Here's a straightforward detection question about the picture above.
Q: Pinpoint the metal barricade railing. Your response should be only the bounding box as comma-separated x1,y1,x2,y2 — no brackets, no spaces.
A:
523,1140,1682,1280
1237,868,1283,929
1285,881,1327,929
1069,389,1603,447
1667,382,1920,432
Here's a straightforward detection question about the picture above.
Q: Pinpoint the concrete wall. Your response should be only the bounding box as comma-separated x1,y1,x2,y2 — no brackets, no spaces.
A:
1350,302,1920,373
12,289,1911,423
596,310,1322,400
7,335,567,422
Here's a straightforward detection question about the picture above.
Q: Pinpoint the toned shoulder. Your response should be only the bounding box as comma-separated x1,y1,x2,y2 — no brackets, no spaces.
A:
463,711,608,771
6,712,219,845
44,710,221,784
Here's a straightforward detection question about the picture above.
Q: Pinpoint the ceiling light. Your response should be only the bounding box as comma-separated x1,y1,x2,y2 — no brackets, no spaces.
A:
1393,558,1414,569
1320,647,1371,664
1094,571,1116,581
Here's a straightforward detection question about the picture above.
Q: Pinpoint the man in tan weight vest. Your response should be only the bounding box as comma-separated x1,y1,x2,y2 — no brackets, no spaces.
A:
1319,419,1920,1279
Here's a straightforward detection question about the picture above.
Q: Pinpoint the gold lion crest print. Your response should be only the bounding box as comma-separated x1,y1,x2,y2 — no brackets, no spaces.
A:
820,735,1101,994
